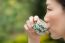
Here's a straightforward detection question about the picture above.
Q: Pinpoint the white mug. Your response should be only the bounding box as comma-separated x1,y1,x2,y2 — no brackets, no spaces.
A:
33,20,48,35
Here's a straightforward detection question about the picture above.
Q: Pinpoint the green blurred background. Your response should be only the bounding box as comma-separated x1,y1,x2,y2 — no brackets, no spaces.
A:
0,0,64,43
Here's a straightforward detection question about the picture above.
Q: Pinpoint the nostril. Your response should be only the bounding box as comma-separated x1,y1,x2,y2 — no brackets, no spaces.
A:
44,19,48,23
44,17,50,23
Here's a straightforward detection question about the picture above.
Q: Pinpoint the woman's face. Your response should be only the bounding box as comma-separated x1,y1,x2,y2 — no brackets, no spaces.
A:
44,0,65,39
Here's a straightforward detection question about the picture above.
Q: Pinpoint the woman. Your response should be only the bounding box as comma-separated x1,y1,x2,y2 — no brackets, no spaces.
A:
24,0,65,43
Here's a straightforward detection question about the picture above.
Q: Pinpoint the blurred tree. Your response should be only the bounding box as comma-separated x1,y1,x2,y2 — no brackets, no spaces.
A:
31,0,46,19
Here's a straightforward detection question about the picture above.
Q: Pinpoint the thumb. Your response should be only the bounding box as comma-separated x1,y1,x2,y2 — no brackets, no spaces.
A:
34,16,40,22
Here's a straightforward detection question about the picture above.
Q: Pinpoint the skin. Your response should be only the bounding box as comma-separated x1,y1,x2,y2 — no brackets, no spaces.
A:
24,0,65,43
24,16,40,43
44,0,65,39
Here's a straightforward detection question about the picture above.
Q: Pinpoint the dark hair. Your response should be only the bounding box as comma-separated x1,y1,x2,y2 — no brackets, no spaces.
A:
57,0,65,9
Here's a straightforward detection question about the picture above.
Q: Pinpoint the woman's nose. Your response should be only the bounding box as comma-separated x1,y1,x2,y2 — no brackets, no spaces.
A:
44,14,50,23
44,14,51,29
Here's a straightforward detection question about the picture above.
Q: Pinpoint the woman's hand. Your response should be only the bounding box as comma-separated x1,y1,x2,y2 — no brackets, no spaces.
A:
24,16,40,43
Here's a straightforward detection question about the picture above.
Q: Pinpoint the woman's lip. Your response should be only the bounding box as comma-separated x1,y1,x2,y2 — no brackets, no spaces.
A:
46,24,51,31
47,28,50,32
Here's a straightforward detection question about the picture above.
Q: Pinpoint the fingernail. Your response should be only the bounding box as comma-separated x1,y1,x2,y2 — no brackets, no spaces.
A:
34,16,39,21
29,16,33,22
24,24,28,30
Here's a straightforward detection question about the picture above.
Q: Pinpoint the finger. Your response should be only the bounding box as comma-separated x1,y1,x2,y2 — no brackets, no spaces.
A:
34,16,42,24
24,24,28,30
29,16,34,26
24,24,32,33
26,20,32,29
34,16,40,22
29,16,34,23
24,24,35,35
24,24,39,37
26,20,35,32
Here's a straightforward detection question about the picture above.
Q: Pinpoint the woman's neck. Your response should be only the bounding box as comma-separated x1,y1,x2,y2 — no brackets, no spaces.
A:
63,34,65,41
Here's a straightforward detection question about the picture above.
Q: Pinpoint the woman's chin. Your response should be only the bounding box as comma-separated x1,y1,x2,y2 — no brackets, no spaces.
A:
51,34,62,39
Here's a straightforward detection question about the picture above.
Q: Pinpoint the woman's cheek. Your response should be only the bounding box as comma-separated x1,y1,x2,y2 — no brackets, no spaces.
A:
48,14,57,24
